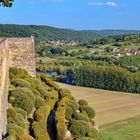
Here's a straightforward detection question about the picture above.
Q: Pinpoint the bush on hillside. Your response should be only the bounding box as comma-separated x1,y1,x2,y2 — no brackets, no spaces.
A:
9,67,29,79
65,106,73,120
73,112,89,122
70,100,79,110
59,92,74,101
60,88,71,94
7,123,24,137
88,128,99,140
68,103,77,114
7,107,17,119
8,90,34,115
80,106,95,119
15,107,27,119
78,100,88,106
9,67,19,75
11,87,35,105
8,113,26,129
35,95,45,109
34,79,48,97
69,120,90,137
11,79,32,90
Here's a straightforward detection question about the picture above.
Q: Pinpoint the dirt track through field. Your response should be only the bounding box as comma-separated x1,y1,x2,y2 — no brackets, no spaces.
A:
57,82,140,126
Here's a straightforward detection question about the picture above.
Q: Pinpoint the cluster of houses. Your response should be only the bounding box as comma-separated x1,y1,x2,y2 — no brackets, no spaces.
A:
112,47,140,59
40,40,77,47
126,49,140,56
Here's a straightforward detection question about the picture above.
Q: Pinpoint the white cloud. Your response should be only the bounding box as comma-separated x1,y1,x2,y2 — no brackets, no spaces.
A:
88,1,117,7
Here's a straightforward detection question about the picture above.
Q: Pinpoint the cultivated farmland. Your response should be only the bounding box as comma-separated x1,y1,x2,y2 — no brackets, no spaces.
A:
57,82,140,126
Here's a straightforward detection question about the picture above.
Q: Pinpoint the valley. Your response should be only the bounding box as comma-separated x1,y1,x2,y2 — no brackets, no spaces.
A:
1,1,140,140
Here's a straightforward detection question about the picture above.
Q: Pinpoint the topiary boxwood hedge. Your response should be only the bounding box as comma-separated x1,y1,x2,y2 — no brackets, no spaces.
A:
8,89,34,115
32,105,51,140
69,120,90,137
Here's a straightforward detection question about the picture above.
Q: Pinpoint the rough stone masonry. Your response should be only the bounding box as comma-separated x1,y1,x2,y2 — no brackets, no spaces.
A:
0,36,36,139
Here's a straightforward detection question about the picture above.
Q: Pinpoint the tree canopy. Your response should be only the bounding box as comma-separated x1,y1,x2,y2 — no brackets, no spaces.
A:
0,0,14,7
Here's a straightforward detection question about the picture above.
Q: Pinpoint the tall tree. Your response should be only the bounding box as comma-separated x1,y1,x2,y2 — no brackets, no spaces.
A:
0,0,14,7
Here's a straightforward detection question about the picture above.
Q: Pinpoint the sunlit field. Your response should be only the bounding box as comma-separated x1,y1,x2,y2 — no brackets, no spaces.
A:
57,82,140,125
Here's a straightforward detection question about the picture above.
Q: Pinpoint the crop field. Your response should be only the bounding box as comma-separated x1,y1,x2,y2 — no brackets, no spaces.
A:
57,82,140,126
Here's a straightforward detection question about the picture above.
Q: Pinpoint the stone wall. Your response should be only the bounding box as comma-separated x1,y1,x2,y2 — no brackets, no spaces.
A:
8,36,36,77
0,39,9,139
0,36,36,139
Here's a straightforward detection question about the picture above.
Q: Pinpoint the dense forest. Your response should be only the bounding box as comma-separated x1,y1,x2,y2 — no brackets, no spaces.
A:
0,24,101,42
1,24,140,43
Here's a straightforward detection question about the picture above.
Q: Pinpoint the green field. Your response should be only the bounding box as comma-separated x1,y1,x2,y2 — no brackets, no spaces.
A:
100,116,140,140
57,82,140,140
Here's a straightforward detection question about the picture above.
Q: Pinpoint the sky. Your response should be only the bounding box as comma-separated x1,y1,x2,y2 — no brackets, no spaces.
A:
0,0,140,30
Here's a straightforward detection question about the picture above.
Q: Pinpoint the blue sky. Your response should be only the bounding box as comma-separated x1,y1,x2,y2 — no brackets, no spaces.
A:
0,0,140,30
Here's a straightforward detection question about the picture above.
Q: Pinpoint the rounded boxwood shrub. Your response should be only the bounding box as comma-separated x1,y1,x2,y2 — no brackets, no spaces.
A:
80,106,95,119
9,90,34,115
81,110,88,117
35,95,45,109
69,120,90,137
18,68,29,76
15,113,26,128
8,113,26,129
65,106,73,120
15,107,27,119
70,100,79,110
11,87,35,105
88,128,99,140
78,100,88,106
34,79,48,97
73,112,89,122
7,123,24,137
68,103,77,114
59,88,71,98
7,107,17,119
9,67,19,75
11,79,32,90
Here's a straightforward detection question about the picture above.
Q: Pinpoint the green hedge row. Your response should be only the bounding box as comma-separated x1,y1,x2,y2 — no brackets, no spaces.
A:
55,97,71,140
75,65,140,93
32,105,51,140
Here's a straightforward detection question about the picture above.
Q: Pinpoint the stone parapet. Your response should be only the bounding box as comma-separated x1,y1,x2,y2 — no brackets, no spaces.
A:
8,36,36,77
